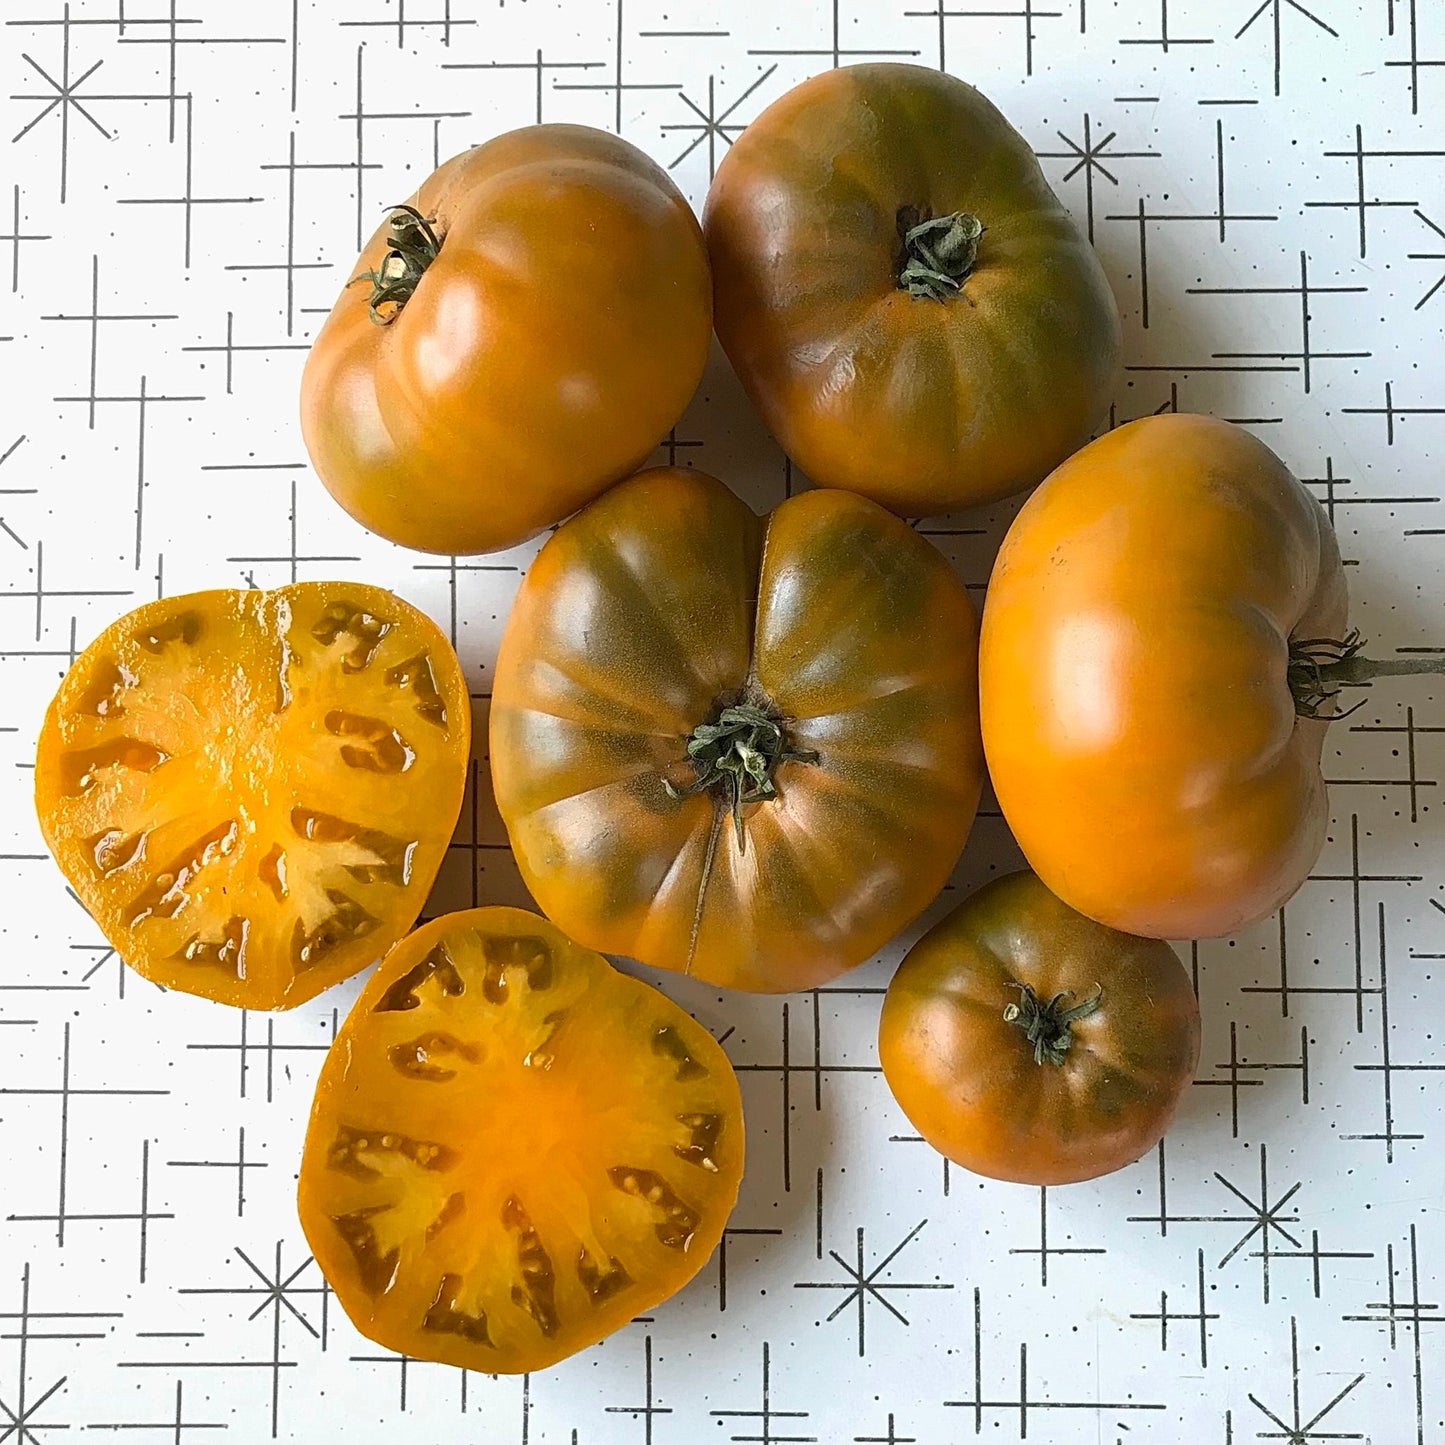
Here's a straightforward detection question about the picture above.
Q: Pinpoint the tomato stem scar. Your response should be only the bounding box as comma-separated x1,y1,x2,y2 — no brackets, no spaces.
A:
1003,983,1103,1067
1288,630,1445,721
350,204,442,325
896,207,984,301
663,699,819,852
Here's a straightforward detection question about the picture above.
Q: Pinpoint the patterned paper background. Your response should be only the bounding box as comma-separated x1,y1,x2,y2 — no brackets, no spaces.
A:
1,1,1443,1441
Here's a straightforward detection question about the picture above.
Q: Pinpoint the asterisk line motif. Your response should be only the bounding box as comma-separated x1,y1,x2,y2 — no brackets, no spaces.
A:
1214,1170,1303,1267
1037,114,1157,239
12,53,110,144
1247,1318,1364,1442
1235,0,1338,93
795,1220,952,1356
0,1375,68,1445
1409,210,1445,311
1056,125,1120,183
1235,0,1337,40
663,65,777,176
234,1246,322,1337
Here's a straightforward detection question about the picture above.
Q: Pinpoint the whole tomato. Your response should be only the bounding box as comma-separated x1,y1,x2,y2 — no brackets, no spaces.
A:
980,414,1355,939
489,466,983,992
301,126,711,555
704,63,1120,517
879,871,1200,1186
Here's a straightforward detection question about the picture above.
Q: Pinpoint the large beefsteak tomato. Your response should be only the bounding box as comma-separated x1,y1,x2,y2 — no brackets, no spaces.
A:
490,467,983,992
301,126,711,555
704,63,1121,517
979,413,1405,939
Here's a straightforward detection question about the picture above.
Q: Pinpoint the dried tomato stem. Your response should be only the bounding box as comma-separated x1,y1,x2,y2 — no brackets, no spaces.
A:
664,698,819,853
897,207,983,300
349,204,442,325
1288,630,1445,721
1003,984,1102,1067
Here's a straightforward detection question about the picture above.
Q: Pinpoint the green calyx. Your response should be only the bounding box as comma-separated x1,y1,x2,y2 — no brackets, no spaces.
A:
664,701,819,852
1289,630,1445,721
1003,983,1103,1067
897,208,984,301
350,204,442,325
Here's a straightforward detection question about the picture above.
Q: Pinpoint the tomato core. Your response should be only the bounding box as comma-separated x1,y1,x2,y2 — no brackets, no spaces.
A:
896,206,984,299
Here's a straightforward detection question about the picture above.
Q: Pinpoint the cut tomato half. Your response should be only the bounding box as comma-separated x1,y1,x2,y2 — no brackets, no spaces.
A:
34,582,470,1010
298,907,744,1373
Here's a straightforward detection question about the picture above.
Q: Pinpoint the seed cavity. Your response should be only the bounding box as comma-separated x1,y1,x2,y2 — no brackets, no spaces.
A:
290,807,415,887
389,1031,482,1082
330,1205,400,1296
176,915,249,978
311,600,393,673
258,843,288,902
59,738,169,796
87,827,147,877
73,658,136,719
577,1249,633,1306
608,1167,701,1252
133,611,202,653
426,1192,467,1242
502,1196,560,1338
374,942,466,1013
385,651,448,728
327,1122,456,1180
651,1025,708,1082
422,1272,492,1346
523,1010,567,1072
480,934,554,1005
673,1112,724,1173
292,890,379,969
325,710,415,774
126,820,237,927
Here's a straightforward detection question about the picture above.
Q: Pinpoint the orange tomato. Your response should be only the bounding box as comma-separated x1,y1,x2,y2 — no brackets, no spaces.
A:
301,126,712,555
979,414,1349,938
34,583,470,1009
298,907,743,1373
879,871,1200,1185
490,467,983,992
705,63,1121,516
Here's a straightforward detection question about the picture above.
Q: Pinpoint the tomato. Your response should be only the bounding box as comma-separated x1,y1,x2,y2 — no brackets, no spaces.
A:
979,413,1357,939
34,583,470,1010
879,871,1200,1185
298,907,743,1373
703,63,1120,517
489,467,983,993
300,126,712,555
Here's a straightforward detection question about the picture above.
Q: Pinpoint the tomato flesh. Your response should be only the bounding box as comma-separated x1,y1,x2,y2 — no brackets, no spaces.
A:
34,583,470,1010
298,908,744,1374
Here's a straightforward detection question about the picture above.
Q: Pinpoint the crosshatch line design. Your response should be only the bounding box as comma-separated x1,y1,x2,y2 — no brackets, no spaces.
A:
1,1,1442,1441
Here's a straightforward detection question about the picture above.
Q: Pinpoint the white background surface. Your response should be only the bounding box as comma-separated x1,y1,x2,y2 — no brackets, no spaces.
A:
2,1,1443,1441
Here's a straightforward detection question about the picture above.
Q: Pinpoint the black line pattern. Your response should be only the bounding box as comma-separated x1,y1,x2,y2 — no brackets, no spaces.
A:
1,1,1441,1440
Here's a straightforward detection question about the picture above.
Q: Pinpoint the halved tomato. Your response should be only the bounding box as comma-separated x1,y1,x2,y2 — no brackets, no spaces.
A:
298,907,743,1373
33,582,470,1010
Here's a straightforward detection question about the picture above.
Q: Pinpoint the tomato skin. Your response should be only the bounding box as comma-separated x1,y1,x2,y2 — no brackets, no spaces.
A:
298,906,743,1374
879,871,1200,1186
489,467,983,993
704,63,1121,517
979,414,1347,940
33,582,470,1010
301,125,712,555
